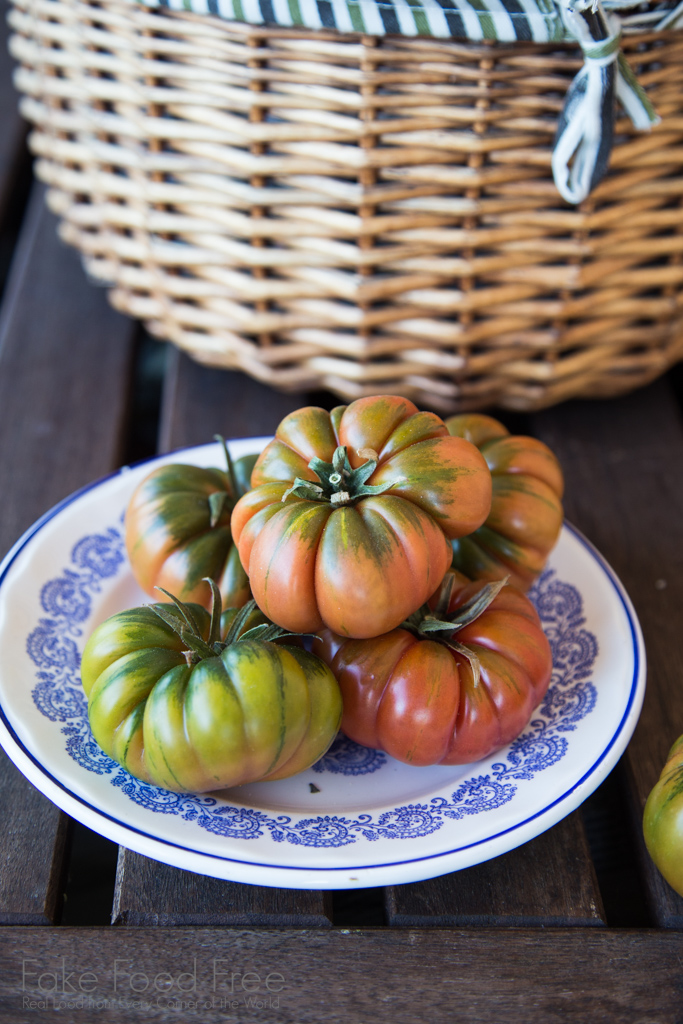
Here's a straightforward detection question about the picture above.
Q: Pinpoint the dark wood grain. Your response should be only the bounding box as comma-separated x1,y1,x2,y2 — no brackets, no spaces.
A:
0,756,69,925
387,812,605,926
0,15,27,223
112,849,333,927
0,187,136,921
0,187,136,545
158,348,301,451
113,350,332,926
534,379,683,928
2,926,682,1023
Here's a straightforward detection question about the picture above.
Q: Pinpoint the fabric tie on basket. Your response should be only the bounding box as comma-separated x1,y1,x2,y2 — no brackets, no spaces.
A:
552,0,660,203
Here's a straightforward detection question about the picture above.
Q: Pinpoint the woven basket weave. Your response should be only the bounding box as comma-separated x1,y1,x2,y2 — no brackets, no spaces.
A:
8,0,683,411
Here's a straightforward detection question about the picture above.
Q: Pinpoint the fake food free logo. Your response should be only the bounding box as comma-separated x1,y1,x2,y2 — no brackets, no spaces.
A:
20,958,285,1014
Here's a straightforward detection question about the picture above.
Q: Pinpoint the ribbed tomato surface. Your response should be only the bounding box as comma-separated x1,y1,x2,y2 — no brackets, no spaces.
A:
231,396,492,638
314,571,552,765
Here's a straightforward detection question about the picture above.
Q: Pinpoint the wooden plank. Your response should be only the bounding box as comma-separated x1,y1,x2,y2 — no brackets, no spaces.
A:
0,755,70,926
2,926,681,1023
113,351,332,925
0,187,136,541
387,812,605,926
112,850,333,926
158,348,301,451
534,378,683,928
0,186,137,921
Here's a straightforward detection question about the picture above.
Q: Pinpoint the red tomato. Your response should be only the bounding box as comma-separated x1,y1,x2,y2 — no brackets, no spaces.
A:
231,396,492,638
313,569,552,765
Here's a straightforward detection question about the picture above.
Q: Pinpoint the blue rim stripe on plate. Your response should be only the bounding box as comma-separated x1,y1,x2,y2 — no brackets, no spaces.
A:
0,450,644,874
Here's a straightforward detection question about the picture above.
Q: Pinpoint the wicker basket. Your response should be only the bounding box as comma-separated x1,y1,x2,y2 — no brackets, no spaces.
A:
8,0,683,411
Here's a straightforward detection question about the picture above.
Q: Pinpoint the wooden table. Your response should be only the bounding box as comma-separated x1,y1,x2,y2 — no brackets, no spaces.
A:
0,18,682,1023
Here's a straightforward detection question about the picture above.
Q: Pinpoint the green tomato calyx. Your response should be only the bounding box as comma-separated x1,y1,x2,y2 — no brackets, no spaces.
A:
281,445,395,507
208,490,230,528
401,575,509,688
150,580,296,665
208,435,254,527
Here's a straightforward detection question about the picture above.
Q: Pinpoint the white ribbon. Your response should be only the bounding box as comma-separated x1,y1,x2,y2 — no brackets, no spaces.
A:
552,1,660,204
653,0,683,30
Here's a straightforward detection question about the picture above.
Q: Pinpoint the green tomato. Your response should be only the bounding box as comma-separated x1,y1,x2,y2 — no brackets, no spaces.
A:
643,734,683,896
80,598,342,793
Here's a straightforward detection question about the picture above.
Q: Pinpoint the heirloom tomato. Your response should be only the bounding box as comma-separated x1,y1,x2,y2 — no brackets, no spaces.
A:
230,396,492,638
445,414,564,590
643,734,683,896
313,569,552,765
81,585,342,792
125,439,257,609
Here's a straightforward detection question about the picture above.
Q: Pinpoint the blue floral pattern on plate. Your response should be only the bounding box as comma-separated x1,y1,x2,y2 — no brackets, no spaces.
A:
312,734,387,776
26,527,598,848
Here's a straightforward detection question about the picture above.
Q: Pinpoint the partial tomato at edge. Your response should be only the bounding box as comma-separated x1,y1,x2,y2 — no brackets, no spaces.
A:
643,734,683,897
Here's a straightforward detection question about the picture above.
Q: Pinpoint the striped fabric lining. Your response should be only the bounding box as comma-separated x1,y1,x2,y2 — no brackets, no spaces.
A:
143,0,682,41
149,0,683,38
150,0,570,41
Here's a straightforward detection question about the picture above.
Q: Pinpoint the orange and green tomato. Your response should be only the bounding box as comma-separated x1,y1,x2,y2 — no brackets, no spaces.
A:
125,453,257,609
446,414,564,590
231,396,492,638
643,734,683,897
313,569,552,766
81,601,342,793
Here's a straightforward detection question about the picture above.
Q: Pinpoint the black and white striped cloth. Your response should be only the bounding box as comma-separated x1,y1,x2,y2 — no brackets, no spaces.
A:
153,0,565,39
138,0,674,201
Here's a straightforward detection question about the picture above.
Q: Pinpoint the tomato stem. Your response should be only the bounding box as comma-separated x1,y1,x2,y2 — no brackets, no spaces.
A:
208,490,229,529
399,575,510,688
150,588,216,660
281,445,395,506
150,585,305,661
440,638,482,688
214,434,241,502
205,578,223,646
223,597,258,647
153,586,204,636
422,576,509,636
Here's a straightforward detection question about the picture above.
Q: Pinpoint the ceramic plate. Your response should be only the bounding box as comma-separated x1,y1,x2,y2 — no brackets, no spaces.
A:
0,439,646,889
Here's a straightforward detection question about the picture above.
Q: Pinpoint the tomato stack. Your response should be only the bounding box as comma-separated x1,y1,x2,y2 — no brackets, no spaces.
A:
82,395,565,793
